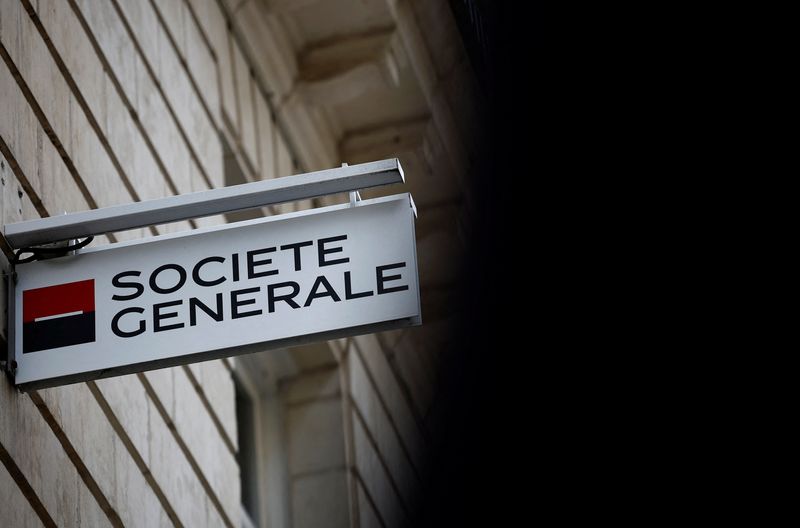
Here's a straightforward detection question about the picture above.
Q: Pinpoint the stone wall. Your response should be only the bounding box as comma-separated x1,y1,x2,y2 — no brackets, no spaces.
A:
1,0,469,526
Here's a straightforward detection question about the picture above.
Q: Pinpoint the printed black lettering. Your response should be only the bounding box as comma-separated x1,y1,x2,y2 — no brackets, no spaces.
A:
376,263,409,295
344,271,373,300
112,271,144,301
189,294,224,326
267,282,300,313
280,240,313,271
150,264,187,294
153,300,184,332
231,287,263,319
232,253,240,282
318,235,349,267
111,307,146,337
192,256,226,287
247,248,278,279
304,276,341,307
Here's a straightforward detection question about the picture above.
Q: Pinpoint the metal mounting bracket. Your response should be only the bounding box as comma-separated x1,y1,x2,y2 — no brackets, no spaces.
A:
4,158,406,249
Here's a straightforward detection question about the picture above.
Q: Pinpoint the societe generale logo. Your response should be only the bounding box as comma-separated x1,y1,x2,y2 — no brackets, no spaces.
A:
22,279,96,353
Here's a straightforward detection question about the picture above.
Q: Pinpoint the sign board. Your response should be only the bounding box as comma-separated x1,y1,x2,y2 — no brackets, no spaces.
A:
9,194,420,390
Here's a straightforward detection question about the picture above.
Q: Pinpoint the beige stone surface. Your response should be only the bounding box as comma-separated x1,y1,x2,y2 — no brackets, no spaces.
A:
291,470,350,528
0,377,108,526
37,0,108,133
38,382,169,527
357,482,383,528
136,69,193,195
1,3,241,524
352,335,424,471
115,0,161,80
95,374,152,466
233,40,258,172
347,344,417,510
287,398,346,476
0,457,45,528
389,329,436,421
2,0,469,524
220,30,239,136
255,88,275,179
73,0,139,113
173,365,241,523
185,5,220,128
284,368,340,405
156,0,188,59
352,416,404,528
276,129,293,177
188,359,239,450
186,0,227,127
146,392,227,527
104,83,169,201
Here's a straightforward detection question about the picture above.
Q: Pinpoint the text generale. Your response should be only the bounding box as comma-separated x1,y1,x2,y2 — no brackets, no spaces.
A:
109,234,408,338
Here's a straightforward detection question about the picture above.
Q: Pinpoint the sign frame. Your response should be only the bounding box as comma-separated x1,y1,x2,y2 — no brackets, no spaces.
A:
7,193,420,391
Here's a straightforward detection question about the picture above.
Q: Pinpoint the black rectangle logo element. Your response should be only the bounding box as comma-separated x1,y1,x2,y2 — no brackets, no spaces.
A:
23,312,96,354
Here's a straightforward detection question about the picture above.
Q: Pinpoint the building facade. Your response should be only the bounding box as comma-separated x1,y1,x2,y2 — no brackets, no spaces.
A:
1,0,477,526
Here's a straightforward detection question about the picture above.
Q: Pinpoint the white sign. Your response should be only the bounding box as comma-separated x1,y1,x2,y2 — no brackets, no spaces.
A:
11,194,420,390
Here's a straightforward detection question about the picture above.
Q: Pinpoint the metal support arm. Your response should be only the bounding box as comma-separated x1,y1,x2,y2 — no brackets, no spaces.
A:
4,158,405,248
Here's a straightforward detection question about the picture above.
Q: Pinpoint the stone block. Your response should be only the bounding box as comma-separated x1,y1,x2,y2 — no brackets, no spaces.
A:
113,431,170,528
92,371,229,527
185,6,220,127
113,227,148,243
20,185,37,220
188,359,238,451
37,382,168,527
287,398,345,476
114,0,161,83
104,80,167,202
146,393,225,528
95,374,151,465
276,130,293,177
36,0,108,132
74,0,138,112
13,6,70,155
0,161,38,227
0,459,44,528
143,367,175,420
358,483,382,528
352,417,404,528
157,19,191,125
69,100,130,208
289,342,338,370
194,213,227,228
159,219,193,235
187,0,226,60
0,60,40,197
255,89,274,180
352,335,424,472
294,199,314,211
0,376,107,526
291,470,350,528
187,0,227,128
284,368,340,405
156,0,187,59
0,0,24,72
233,41,258,172
173,367,240,524
37,124,90,216
137,71,192,195
390,330,435,421
188,102,224,192
220,30,238,137
347,345,416,509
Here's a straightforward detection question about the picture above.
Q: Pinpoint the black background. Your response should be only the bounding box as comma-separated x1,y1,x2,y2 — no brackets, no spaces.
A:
414,3,535,525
